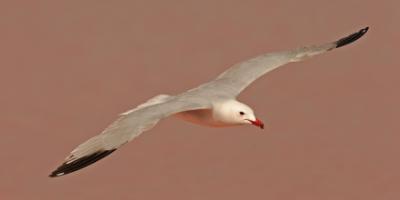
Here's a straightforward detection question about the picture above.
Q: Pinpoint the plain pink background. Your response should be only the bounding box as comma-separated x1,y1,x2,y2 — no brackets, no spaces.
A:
1,0,399,199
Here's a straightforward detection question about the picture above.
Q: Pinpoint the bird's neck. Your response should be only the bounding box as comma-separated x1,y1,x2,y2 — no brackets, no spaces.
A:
211,100,240,125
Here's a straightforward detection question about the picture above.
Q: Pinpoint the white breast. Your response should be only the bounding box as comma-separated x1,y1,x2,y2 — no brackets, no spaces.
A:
174,109,235,127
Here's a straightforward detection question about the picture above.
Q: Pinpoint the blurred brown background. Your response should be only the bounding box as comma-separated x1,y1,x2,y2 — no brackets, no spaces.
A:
1,0,399,199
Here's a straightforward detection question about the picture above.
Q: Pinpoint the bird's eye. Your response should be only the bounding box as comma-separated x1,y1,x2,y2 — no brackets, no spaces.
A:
239,111,245,115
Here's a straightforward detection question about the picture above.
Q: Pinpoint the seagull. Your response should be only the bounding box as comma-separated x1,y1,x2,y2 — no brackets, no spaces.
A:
50,27,369,177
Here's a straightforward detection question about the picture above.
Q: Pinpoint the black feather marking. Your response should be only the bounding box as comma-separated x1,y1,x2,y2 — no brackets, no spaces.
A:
49,149,116,178
335,27,369,48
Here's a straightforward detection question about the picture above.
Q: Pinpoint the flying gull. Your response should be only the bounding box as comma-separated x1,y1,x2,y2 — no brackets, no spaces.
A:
50,27,369,177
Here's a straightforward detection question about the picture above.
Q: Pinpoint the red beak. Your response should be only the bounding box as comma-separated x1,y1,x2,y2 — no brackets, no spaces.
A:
248,118,264,129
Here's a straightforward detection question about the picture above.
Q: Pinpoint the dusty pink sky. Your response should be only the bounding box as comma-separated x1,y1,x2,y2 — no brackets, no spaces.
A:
1,0,399,199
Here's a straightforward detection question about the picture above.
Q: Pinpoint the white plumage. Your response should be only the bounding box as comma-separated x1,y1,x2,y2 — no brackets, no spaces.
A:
50,27,368,177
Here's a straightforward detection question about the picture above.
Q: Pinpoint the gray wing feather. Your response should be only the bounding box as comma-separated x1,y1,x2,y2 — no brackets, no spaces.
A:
50,96,210,177
69,96,210,160
192,27,368,97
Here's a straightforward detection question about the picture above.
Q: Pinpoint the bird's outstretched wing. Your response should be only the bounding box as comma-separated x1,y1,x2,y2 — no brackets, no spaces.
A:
49,95,210,177
190,27,369,98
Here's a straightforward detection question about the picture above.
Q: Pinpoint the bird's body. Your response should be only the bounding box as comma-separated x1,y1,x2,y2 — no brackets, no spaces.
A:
175,108,220,127
50,27,369,177
175,99,259,128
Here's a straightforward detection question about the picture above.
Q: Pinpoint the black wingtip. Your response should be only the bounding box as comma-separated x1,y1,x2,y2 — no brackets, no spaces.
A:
49,149,116,178
335,27,369,48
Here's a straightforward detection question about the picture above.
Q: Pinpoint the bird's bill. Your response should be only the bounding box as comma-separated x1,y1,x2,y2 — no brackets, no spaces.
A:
248,118,264,129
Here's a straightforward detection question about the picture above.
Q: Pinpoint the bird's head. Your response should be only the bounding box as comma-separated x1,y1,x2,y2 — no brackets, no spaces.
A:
215,100,264,129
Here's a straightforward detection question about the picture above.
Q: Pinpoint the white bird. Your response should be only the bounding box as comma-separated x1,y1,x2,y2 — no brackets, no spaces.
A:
50,27,369,177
